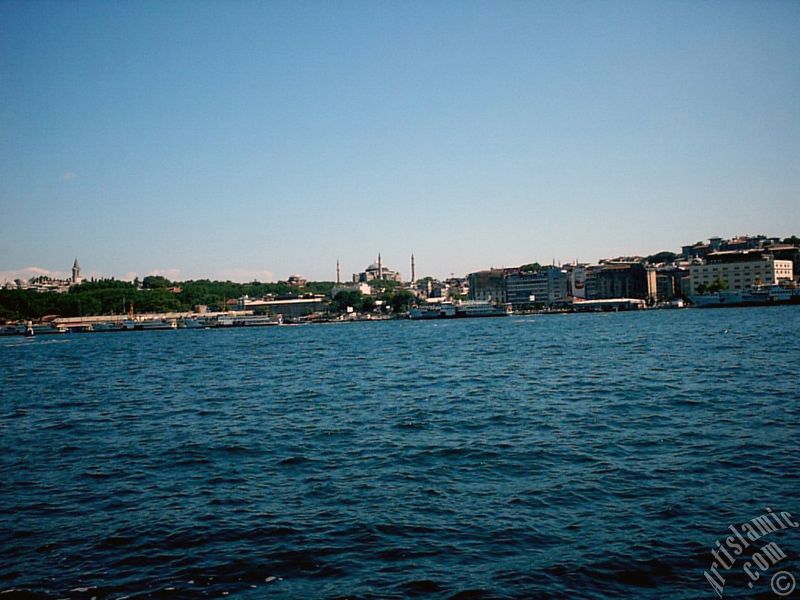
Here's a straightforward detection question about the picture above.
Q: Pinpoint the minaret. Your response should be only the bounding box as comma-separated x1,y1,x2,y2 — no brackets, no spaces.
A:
72,258,81,284
411,254,416,284
378,253,382,279
336,259,341,284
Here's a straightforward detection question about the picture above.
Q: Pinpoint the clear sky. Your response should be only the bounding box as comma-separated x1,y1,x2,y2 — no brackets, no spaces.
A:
1,1,799,283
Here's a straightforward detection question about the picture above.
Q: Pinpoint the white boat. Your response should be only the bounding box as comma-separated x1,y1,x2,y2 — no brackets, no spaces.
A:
179,316,212,329
409,302,457,319
409,300,509,319
134,319,178,330
215,314,283,327
31,323,68,335
0,324,26,336
454,301,511,318
90,322,119,332
117,319,178,331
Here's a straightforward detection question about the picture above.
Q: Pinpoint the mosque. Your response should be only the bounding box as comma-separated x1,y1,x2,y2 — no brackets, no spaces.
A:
352,254,402,283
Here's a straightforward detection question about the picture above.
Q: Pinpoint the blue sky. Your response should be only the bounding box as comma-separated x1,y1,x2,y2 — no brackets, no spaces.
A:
1,1,799,283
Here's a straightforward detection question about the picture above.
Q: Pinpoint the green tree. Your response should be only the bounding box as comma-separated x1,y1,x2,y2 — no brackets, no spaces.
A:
520,263,542,272
645,251,678,264
389,290,415,313
707,277,728,293
330,290,364,313
142,275,171,289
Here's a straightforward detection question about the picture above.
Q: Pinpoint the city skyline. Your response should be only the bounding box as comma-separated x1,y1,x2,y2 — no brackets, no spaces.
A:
3,231,797,286
2,2,800,282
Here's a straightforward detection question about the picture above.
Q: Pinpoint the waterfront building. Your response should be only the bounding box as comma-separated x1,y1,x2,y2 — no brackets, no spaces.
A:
655,266,689,301
592,262,657,302
505,267,567,308
238,294,327,317
689,251,794,295
573,298,647,312
236,295,270,310
260,296,327,318
584,265,602,300
467,269,506,303
563,263,589,299
765,244,800,283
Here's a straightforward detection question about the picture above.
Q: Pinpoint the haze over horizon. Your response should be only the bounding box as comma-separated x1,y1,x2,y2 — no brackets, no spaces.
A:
2,1,799,283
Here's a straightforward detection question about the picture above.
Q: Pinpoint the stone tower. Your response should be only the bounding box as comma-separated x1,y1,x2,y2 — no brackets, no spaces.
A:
72,258,82,284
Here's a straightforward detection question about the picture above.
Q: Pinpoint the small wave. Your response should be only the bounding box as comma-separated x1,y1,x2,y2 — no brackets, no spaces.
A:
277,455,314,466
399,579,443,595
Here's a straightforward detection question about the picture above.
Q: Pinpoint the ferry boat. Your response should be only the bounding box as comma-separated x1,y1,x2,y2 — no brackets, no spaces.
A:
117,318,178,331
215,314,283,327
455,301,511,318
0,322,68,336
409,302,457,319
409,301,510,319
90,322,118,332
31,323,68,335
134,319,178,331
179,316,213,329
692,284,800,308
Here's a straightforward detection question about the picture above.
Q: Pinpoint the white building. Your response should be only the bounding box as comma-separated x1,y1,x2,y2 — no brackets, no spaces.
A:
689,251,793,295
332,282,372,297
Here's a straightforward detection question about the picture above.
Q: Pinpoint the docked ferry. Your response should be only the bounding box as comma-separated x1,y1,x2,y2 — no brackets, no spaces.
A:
215,314,283,327
692,284,800,308
409,301,510,319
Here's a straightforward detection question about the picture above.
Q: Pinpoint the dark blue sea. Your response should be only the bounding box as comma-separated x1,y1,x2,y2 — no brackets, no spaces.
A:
2,307,799,599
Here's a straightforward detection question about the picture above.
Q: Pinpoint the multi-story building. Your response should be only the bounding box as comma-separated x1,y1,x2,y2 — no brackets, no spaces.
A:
467,269,506,303
584,265,603,300
444,277,469,299
689,251,794,295
655,266,690,301
766,244,800,283
505,267,568,308
682,235,782,260
563,263,588,299
239,294,328,317
592,262,657,302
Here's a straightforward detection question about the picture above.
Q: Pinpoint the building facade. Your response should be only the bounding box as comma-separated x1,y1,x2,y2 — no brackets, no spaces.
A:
689,251,794,295
592,262,657,302
505,267,568,308
655,266,690,301
467,269,506,303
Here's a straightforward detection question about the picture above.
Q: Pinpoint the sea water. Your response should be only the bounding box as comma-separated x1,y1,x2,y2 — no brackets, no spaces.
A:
2,307,799,598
